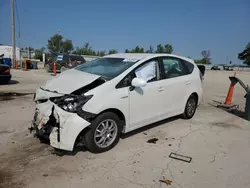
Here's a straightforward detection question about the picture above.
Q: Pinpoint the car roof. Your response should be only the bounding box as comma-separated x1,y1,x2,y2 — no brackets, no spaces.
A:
104,53,193,62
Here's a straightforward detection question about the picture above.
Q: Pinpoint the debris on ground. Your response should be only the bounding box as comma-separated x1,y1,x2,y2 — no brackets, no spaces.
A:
159,177,172,185
42,173,48,177
147,138,158,144
143,132,147,135
169,152,192,163
168,144,172,147
165,138,168,140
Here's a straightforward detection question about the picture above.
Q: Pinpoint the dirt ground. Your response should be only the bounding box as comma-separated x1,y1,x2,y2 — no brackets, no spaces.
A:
0,69,250,188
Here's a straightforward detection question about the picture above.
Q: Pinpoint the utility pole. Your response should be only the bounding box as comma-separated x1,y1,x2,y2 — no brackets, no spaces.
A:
11,0,16,68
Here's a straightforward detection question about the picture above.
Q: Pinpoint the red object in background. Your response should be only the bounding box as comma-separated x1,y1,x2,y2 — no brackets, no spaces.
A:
23,60,28,71
53,62,56,76
15,60,18,69
224,72,237,105
68,61,72,67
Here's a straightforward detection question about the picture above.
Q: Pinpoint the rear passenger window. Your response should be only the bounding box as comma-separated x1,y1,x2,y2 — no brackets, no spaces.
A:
162,58,189,78
183,60,194,74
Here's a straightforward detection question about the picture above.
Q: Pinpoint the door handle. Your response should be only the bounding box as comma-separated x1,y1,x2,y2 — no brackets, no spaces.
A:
185,81,191,85
158,87,165,92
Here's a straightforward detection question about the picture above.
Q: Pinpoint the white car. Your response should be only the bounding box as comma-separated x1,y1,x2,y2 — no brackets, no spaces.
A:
31,53,203,153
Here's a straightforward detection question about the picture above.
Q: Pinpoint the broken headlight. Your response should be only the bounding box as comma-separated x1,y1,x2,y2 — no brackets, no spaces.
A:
53,95,93,113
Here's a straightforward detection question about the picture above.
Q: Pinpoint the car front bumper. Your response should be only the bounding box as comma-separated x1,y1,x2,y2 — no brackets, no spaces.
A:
31,100,91,151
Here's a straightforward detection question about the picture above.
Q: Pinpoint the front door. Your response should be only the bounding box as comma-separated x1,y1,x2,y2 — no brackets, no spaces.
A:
128,59,168,130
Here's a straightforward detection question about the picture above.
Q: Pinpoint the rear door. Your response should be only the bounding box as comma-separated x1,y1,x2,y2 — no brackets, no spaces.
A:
159,57,192,116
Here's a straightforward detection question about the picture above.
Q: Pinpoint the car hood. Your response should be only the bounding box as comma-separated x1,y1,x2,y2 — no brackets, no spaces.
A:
41,69,100,94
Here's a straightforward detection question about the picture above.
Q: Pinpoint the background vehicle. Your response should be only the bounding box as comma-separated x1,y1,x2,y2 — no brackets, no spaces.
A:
32,53,203,153
44,54,86,72
211,65,221,70
0,64,11,84
223,65,234,71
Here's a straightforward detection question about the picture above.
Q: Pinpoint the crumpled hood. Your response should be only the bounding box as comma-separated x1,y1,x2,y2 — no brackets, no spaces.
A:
41,69,100,94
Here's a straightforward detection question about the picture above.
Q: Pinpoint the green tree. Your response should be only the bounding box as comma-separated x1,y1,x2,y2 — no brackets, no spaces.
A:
194,59,207,64
238,42,250,65
155,44,165,53
47,34,63,53
34,47,45,61
125,49,130,53
108,49,118,55
146,45,154,53
130,46,144,53
164,44,173,54
47,34,73,53
201,50,212,64
63,39,73,53
74,42,96,55
96,51,106,57
25,47,34,51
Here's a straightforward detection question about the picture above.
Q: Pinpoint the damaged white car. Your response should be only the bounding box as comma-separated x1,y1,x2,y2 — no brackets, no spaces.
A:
30,53,203,153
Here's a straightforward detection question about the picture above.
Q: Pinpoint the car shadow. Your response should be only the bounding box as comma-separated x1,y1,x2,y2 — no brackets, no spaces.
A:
52,146,87,157
54,115,181,156
8,80,19,85
121,115,180,139
0,80,19,85
209,101,249,121
226,108,249,121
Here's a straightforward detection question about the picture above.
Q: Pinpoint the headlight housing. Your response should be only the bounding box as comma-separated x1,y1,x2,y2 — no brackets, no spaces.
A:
52,95,93,113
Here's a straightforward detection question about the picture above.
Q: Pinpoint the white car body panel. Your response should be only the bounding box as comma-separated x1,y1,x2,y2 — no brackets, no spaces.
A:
34,99,90,151
32,53,203,151
41,69,100,94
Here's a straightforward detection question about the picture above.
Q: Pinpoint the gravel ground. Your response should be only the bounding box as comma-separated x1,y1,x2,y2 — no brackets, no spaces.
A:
0,70,250,188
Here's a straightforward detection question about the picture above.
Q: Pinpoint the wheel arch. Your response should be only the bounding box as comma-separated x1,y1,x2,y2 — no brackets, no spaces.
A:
74,108,126,147
190,92,198,103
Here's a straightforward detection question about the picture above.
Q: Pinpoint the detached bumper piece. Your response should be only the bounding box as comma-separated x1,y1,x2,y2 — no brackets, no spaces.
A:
31,106,60,143
29,100,91,151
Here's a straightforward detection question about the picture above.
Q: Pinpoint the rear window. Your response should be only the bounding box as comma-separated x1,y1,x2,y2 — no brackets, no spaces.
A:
183,60,194,74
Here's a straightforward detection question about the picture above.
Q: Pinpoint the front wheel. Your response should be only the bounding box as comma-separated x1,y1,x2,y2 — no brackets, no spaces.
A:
84,112,122,153
182,94,197,119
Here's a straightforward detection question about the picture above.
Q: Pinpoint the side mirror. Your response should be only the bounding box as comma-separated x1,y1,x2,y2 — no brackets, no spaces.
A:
131,77,147,87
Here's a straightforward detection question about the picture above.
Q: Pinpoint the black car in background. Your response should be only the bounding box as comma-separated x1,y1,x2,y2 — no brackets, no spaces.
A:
44,54,86,72
0,64,11,84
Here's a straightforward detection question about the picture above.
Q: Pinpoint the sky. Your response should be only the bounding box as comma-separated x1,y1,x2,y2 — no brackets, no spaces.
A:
0,0,250,64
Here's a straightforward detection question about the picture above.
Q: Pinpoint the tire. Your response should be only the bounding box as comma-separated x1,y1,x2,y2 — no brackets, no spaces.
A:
182,94,198,119
60,66,67,72
84,112,122,153
45,64,51,72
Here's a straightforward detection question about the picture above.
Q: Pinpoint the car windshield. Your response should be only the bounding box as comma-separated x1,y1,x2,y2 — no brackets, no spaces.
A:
75,57,137,79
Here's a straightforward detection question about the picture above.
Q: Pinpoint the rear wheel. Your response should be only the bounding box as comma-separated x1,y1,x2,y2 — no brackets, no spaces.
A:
182,94,197,119
84,112,122,153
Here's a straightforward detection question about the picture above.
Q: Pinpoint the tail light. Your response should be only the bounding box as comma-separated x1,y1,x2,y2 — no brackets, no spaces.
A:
1,68,10,74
